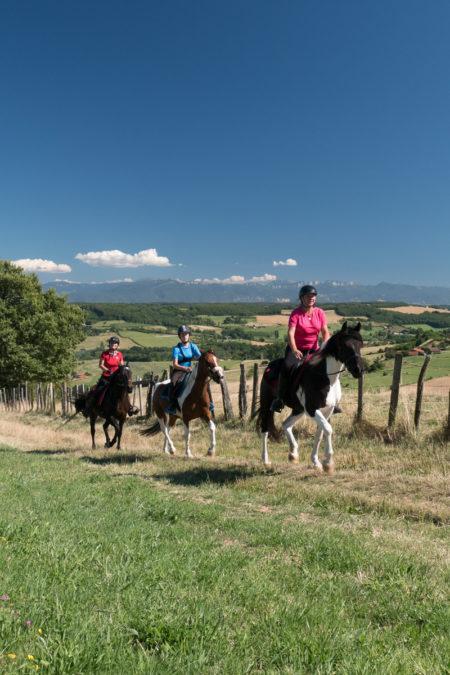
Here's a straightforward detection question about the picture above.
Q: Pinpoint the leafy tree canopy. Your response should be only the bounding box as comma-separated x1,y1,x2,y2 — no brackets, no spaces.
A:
0,261,85,386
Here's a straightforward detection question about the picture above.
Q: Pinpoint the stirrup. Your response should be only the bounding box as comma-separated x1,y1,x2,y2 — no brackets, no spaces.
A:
270,398,284,413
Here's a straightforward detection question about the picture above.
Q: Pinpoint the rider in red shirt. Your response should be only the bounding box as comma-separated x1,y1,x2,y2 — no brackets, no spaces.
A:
83,336,138,417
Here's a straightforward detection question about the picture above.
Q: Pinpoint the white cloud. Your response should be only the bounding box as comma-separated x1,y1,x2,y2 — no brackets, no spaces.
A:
12,258,72,273
53,278,81,284
75,248,173,268
250,273,276,282
197,274,276,284
273,258,297,267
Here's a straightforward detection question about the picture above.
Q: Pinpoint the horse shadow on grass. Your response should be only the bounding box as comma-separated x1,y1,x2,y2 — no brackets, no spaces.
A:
81,453,153,467
152,465,268,488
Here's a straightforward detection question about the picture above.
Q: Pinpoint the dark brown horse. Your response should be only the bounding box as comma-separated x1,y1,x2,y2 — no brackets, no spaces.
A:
140,349,224,457
75,365,134,450
257,323,363,471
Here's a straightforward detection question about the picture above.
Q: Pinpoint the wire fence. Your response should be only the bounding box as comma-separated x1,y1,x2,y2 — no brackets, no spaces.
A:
1,357,449,434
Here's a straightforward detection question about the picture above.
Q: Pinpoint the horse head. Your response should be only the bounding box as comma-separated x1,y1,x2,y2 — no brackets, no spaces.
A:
199,348,224,384
332,322,364,378
112,363,133,391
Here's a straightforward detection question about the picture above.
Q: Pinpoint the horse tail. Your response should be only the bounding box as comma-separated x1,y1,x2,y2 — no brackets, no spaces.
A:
74,394,87,414
257,379,283,441
139,421,161,437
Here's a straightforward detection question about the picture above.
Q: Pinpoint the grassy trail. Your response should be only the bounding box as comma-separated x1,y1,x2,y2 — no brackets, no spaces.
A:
0,411,448,673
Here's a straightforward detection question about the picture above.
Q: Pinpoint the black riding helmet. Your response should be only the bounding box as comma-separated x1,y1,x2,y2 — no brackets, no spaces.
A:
299,284,317,299
178,325,190,335
108,336,120,345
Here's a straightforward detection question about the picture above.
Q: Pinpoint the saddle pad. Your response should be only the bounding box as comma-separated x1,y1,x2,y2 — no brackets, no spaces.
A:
262,359,283,390
159,383,170,399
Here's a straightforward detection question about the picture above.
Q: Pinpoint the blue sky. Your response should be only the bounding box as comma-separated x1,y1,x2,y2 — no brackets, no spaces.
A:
1,0,449,287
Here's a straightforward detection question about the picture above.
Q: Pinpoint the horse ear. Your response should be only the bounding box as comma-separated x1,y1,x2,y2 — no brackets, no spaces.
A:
126,361,129,367
355,322,361,332
208,347,215,354
341,321,348,331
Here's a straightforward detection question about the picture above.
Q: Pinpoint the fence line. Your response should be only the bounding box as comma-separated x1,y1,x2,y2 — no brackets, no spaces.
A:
0,359,448,434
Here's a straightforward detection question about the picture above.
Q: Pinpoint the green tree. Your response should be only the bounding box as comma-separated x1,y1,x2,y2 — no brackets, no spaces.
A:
0,261,85,386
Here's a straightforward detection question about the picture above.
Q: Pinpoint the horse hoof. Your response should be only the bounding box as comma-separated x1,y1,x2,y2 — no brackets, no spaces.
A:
104,442,111,449
206,449,215,457
323,462,335,474
263,461,272,467
313,464,323,473
288,454,299,463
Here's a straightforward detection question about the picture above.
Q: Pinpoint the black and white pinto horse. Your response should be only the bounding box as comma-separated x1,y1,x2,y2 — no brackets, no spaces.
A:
258,323,363,471
140,349,224,457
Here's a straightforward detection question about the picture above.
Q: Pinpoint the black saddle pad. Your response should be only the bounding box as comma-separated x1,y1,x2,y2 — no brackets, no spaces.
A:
263,358,283,388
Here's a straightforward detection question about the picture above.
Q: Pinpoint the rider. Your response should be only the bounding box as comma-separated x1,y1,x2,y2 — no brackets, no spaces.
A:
166,325,201,414
270,284,335,413
83,336,138,417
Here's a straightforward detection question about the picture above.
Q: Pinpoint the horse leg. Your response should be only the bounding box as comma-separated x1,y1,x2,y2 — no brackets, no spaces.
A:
105,418,120,449
103,420,114,448
183,422,193,458
261,431,271,466
312,408,334,472
281,412,303,463
205,417,216,457
90,414,96,449
158,415,176,455
116,419,124,450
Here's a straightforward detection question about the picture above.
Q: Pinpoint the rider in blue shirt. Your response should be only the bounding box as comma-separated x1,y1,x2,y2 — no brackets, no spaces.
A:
167,325,201,413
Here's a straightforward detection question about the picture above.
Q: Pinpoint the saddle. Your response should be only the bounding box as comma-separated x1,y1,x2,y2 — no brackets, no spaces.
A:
263,355,314,391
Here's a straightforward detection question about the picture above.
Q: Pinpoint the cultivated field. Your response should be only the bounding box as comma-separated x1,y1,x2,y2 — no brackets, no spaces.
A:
0,385,448,673
385,306,450,315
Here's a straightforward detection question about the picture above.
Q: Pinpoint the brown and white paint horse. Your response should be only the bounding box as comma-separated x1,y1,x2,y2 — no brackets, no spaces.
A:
140,349,224,457
257,323,363,471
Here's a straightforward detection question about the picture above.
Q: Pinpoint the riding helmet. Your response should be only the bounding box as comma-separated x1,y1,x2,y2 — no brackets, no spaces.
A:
108,336,120,345
178,325,190,335
299,284,317,298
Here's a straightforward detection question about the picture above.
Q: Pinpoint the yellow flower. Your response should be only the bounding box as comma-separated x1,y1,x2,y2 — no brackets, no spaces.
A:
27,654,34,660
7,654,16,658
38,628,42,634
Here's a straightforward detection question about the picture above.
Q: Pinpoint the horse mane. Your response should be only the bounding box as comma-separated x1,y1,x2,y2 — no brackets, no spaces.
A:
307,322,362,367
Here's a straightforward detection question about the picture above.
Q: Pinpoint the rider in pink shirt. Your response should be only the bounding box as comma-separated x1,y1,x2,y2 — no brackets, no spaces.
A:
271,285,331,413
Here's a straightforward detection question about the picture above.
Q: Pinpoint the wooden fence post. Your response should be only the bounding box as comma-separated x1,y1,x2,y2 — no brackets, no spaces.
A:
61,382,67,415
220,375,234,421
137,377,143,416
251,363,259,418
239,363,248,419
388,352,403,428
414,355,431,430
357,372,364,420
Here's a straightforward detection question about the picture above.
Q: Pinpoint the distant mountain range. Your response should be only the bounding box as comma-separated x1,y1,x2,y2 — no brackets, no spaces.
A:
42,278,450,306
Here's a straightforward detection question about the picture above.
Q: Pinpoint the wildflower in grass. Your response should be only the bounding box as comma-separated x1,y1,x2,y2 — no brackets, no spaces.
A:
28,654,34,660
1,595,9,600
38,628,42,634
26,620,31,627
7,654,16,659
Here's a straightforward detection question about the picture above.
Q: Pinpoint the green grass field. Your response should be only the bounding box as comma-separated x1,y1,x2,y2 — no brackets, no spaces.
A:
0,408,448,674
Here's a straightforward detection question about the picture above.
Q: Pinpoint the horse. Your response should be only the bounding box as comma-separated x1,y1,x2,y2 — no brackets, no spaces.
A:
257,322,363,471
140,349,224,457
75,364,134,450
